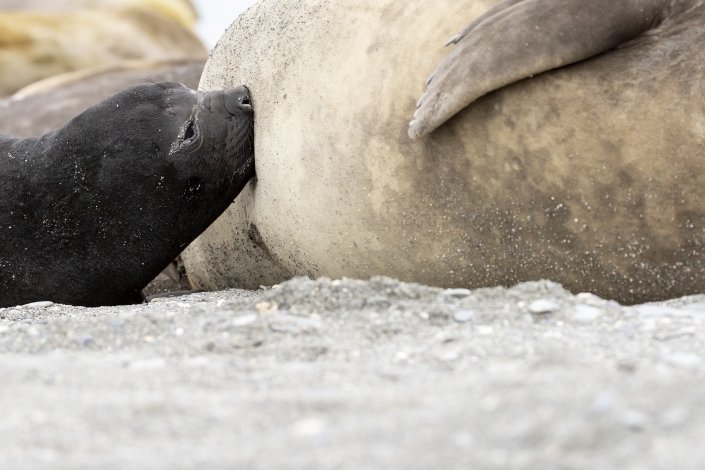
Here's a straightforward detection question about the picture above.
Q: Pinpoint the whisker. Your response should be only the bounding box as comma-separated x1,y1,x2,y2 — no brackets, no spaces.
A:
138,78,168,91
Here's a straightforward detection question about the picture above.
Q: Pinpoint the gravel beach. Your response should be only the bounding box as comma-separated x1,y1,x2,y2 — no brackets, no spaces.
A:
2,276,705,469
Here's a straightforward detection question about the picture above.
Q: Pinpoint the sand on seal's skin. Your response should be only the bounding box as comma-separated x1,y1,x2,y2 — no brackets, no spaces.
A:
1,276,704,468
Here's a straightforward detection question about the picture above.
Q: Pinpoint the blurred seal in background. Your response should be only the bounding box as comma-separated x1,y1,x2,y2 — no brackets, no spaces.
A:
0,0,206,96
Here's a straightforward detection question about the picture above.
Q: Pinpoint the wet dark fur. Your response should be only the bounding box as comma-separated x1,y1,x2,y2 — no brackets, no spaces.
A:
0,82,254,307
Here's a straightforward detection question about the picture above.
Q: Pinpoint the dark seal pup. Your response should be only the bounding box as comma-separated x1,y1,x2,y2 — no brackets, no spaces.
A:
0,82,254,307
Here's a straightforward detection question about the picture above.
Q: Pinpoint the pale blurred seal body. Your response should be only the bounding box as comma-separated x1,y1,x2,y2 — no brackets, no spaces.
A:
0,3,206,96
0,60,205,138
0,82,254,307
184,0,705,304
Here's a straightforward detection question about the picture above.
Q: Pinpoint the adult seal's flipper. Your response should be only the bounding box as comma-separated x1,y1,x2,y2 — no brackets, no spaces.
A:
409,0,669,139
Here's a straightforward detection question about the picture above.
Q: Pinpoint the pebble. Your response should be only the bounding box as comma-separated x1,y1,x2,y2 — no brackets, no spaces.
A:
543,331,562,339
441,288,472,299
627,305,685,318
23,301,54,308
232,314,258,327
528,299,559,314
453,431,474,448
437,350,460,362
661,407,690,428
570,305,602,323
663,352,702,368
576,292,616,309
364,295,389,307
453,310,476,323
292,418,326,437
269,313,323,333
654,327,697,341
590,391,616,416
621,409,649,431
77,335,94,348
480,395,501,412
128,358,166,370
394,351,409,362
639,320,657,332
255,301,278,313
435,331,457,343
476,325,494,335
576,292,598,300
185,356,210,367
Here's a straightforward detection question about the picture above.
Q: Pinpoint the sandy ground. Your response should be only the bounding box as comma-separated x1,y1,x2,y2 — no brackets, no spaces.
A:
1,276,705,469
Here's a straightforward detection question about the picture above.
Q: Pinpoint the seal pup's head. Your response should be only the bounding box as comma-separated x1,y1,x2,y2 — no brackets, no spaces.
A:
69,80,256,243
0,82,255,307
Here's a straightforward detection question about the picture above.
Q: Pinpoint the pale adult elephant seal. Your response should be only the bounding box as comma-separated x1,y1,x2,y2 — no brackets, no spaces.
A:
184,0,705,304
0,83,254,307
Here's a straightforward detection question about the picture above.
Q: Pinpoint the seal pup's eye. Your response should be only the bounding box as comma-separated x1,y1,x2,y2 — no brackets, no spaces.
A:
183,121,197,142
241,97,251,107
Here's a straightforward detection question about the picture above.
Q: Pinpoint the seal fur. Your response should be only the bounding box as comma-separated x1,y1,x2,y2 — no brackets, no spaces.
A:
0,82,254,307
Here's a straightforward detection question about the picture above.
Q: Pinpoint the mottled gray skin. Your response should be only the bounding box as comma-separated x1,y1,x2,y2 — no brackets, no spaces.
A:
185,0,705,305
410,0,681,137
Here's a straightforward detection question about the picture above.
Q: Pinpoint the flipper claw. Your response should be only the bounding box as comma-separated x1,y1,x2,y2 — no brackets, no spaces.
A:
444,34,460,47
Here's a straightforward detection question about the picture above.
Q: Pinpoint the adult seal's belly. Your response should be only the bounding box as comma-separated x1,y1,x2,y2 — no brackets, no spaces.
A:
184,0,705,304
0,82,254,307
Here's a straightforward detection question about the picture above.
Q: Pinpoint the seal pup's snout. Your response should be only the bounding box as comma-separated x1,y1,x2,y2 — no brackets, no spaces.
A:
223,85,253,116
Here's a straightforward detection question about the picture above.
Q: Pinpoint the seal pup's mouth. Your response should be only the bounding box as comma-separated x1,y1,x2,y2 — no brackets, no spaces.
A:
216,86,255,182
222,86,255,200
179,85,256,208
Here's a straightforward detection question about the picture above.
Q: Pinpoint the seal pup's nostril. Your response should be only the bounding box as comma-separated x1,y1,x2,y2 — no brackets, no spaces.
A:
223,85,253,115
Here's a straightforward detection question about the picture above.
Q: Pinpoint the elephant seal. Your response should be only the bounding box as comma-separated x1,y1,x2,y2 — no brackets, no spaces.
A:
184,0,705,304
0,82,254,307
0,0,199,28
0,61,205,298
0,60,205,138
0,6,206,96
